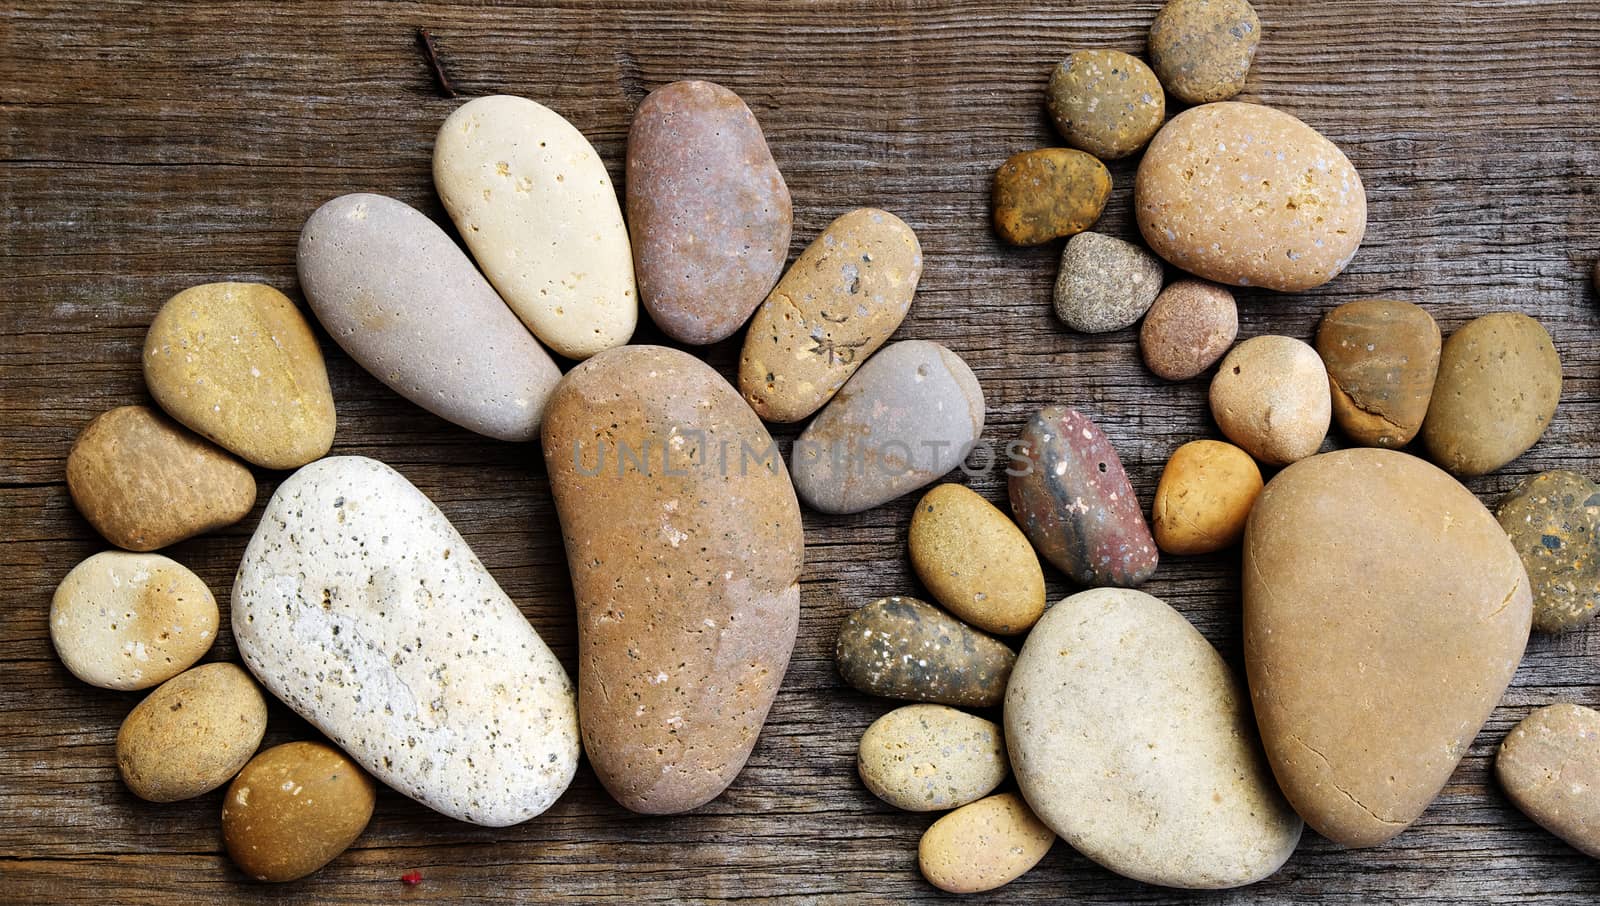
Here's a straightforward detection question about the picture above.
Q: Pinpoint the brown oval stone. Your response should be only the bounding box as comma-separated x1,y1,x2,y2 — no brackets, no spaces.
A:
1139,279,1238,380
1316,299,1442,448
1244,448,1532,847
1210,336,1331,466
223,741,377,882
1046,50,1166,160
1496,470,1600,633
739,208,922,423
143,282,335,470
116,662,268,802
992,148,1112,246
542,345,804,814
835,597,1015,708
1148,0,1261,103
1496,703,1600,859
1422,312,1562,477
908,483,1046,635
66,406,256,552
1152,439,1262,555
627,80,792,345
919,793,1055,894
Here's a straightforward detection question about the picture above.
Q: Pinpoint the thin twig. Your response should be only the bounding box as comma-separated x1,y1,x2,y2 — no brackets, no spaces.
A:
416,27,458,98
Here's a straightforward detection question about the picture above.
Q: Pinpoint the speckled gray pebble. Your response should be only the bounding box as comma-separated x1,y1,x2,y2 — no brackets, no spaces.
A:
1054,231,1165,333
232,456,579,827
835,597,1015,708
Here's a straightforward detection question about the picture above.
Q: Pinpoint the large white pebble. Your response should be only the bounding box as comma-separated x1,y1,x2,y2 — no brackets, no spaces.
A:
1006,588,1302,888
433,95,637,359
233,456,579,826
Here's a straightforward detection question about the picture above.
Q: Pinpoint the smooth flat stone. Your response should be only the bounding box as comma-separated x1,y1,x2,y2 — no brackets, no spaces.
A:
1139,279,1238,380
1422,312,1562,477
433,95,636,359
116,663,268,802
1046,50,1165,159
1244,448,1532,846
992,148,1112,246
66,405,256,552
908,483,1046,634
1316,299,1441,448
1497,470,1600,632
1152,439,1262,555
299,192,562,442
627,80,792,345
1210,335,1331,466
1053,231,1164,333
1008,406,1157,587
919,793,1056,894
835,597,1015,708
1497,703,1600,859
1148,0,1261,103
143,282,335,470
223,741,376,883
542,345,803,814
233,456,578,827
51,551,217,690
1008,588,1302,888
792,340,985,514
857,704,1007,812
739,208,921,423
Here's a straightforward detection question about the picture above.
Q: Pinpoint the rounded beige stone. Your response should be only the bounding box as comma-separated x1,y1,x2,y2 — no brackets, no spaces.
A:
1496,703,1600,859
116,662,268,802
223,741,377,882
1422,312,1561,477
739,208,922,423
908,484,1045,634
919,793,1055,894
51,551,217,690
1209,335,1330,466
143,282,335,470
1152,439,1262,555
1136,102,1366,291
857,704,1007,812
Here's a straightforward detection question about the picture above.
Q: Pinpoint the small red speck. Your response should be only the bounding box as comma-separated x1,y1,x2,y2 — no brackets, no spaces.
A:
400,871,423,886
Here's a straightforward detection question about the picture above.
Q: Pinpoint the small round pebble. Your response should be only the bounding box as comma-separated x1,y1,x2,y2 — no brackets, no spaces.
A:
1148,0,1261,103
51,551,218,690
223,741,378,882
1139,279,1238,380
1210,336,1331,466
1046,50,1166,159
1422,312,1562,477
919,793,1056,894
1152,440,1263,555
116,662,268,802
1496,470,1600,633
908,484,1046,634
858,704,1007,812
992,148,1112,246
835,597,1016,708
1054,231,1164,333
1496,703,1600,859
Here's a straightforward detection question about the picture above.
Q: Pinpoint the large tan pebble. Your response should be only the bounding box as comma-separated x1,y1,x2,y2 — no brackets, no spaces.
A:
919,793,1055,894
223,741,377,882
116,663,268,802
1422,312,1562,477
51,551,217,690
857,704,1007,812
143,282,335,470
908,484,1045,634
1209,336,1330,465
1152,440,1262,555
66,405,256,552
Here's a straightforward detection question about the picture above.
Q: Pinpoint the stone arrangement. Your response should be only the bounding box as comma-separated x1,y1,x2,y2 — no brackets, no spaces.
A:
44,0,1599,892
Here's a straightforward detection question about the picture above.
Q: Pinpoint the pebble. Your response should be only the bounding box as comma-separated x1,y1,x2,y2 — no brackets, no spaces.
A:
1315,299,1441,448
1152,439,1262,555
1496,470,1600,633
835,597,1015,708
627,80,792,345
433,95,636,359
1496,703,1600,859
1209,335,1331,466
50,551,217,690
1148,0,1261,103
232,456,579,827
918,793,1056,894
1053,231,1165,333
738,208,922,423
142,282,335,470
116,662,268,802
1007,406,1157,587
1046,50,1166,159
991,148,1112,246
857,704,1007,812
541,345,803,814
1422,312,1562,477
66,405,256,552
1136,102,1366,291
222,741,377,882
1244,448,1532,846
1007,588,1302,888
908,483,1046,634
792,340,985,514
298,192,562,442
1139,279,1238,380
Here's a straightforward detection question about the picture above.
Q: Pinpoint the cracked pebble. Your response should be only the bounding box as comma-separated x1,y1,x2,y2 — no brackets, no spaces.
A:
1315,299,1441,448
1496,703,1600,859
857,704,1007,812
835,597,1015,708
51,550,218,690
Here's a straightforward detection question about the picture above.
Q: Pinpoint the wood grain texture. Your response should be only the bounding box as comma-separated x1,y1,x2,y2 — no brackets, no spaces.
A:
3,1,1599,901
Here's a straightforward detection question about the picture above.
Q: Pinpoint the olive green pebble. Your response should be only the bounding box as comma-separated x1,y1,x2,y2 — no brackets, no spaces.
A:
1148,0,1261,103
1046,49,1166,160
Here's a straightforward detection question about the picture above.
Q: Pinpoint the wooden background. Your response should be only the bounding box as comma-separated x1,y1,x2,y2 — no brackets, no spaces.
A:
3,1,1598,902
